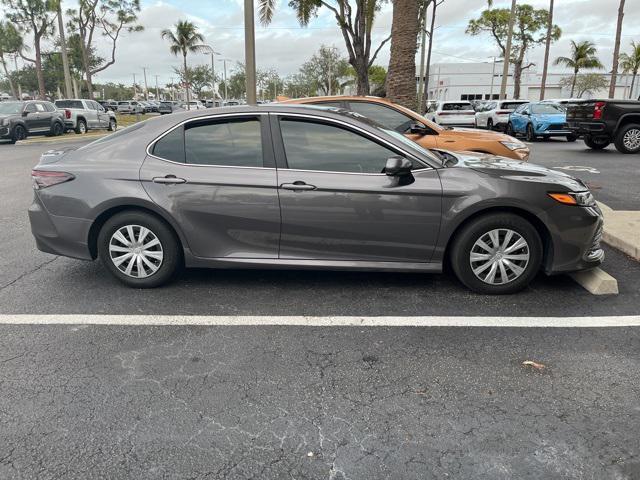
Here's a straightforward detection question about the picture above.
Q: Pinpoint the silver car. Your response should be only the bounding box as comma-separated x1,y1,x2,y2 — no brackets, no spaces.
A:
28,105,604,294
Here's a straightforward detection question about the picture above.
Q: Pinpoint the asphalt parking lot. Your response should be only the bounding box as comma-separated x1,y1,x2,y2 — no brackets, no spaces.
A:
1,136,639,479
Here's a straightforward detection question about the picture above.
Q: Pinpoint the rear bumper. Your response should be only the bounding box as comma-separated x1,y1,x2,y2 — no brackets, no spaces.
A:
567,121,608,135
28,192,93,261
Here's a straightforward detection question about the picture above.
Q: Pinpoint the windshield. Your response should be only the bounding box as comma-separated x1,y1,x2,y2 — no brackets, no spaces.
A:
531,104,563,114
0,102,23,114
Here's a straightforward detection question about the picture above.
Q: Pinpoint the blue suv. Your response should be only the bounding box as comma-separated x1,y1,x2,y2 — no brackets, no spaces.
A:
506,102,577,142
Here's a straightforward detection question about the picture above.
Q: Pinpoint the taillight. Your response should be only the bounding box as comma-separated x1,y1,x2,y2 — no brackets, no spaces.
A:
64,109,71,119
593,101,605,120
31,170,75,189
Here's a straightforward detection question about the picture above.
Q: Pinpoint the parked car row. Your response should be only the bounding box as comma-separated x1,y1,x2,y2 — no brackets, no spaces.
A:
1,100,66,143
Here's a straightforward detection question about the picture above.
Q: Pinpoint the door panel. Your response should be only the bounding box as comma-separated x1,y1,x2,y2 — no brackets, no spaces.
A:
140,115,280,259
277,169,442,262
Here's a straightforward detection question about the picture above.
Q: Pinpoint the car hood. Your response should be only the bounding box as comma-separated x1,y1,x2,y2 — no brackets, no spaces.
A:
532,113,566,122
0,113,17,121
450,151,587,191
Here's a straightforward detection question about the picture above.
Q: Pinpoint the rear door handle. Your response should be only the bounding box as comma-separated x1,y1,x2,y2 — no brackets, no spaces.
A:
152,175,187,185
280,182,317,191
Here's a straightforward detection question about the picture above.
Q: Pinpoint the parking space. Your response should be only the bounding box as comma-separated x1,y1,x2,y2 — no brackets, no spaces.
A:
1,136,639,479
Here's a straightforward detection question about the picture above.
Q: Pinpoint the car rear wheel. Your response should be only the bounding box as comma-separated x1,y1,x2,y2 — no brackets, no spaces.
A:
450,213,542,295
75,119,87,134
97,211,181,288
50,121,64,137
583,135,610,150
525,124,536,142
614,124,640,154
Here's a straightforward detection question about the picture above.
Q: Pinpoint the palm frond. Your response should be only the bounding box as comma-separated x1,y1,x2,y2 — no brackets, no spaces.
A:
258,0,277,26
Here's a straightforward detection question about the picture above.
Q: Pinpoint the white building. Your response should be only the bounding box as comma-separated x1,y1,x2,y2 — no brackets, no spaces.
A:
424,62,636,101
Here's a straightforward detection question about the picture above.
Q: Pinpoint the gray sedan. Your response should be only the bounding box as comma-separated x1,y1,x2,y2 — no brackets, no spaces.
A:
28,105,603,294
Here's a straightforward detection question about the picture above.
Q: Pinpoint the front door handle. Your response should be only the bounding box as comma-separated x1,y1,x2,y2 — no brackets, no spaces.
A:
280,182,317,191
152,175,187,185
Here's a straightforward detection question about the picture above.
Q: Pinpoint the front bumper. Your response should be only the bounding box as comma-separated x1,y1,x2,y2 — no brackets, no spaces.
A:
545,205,604,274
0,125,10,138
28,192,93,261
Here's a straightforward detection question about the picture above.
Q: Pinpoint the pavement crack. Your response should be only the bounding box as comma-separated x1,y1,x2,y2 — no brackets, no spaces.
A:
0,256,59,291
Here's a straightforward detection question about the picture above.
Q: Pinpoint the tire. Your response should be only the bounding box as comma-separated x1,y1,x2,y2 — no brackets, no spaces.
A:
487,118,494,131
450,213,543,295
75,119,87,134
614,123,640,154
51,121,64,137
11,124,27,143
566,134,578,142
505,122,514,136
97,211,182,288
525,124,536,142
108,118,117,132
583,134,610,150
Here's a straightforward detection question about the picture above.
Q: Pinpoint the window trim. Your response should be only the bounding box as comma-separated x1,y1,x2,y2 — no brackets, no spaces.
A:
270,112,433,175
146,112,275,169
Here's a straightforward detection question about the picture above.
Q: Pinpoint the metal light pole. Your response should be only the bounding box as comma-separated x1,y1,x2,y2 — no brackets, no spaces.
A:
489,56,500,100
132,73,137,98
244,0,257,104
202,45,221,104
499,0,517,100
142,67,149,100
154,75,160,100
219,59,229,102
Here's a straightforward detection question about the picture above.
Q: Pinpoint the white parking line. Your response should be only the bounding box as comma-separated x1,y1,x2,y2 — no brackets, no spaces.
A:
0,315,639,327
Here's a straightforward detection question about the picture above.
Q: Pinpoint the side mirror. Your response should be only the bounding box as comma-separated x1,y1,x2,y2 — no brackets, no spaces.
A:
22,110,29,117
409,122,428,135
384,156,412,176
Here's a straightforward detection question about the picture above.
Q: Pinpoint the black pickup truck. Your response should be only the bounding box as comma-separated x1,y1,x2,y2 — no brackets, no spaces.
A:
566,100,640,154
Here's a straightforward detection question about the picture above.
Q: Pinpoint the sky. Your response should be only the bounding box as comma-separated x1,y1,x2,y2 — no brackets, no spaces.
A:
5,0,640,87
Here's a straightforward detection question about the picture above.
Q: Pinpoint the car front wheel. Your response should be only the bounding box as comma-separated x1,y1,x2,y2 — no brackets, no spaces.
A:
525,124,536,142
10,124,27,143
505,122,514,136
614,124,640,154
487,118,494,130
97,211,181,288
108,118,117,131
450,213,543,294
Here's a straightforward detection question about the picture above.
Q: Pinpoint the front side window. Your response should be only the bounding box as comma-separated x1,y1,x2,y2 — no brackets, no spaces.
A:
24,103,36,113
279,118,398,174
348,102,414,133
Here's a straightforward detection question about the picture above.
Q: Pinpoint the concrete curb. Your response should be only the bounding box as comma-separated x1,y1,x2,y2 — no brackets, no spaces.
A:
598,202,640,262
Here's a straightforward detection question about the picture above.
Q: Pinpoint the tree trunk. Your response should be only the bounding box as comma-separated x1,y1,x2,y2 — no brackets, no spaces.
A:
56,1,73,99
630,71,636,99
512,61,523,99
539,0,554,100
571,68,578,97
183,53,190,107
609,0,625,98
386,0,420,110
351,56,369,96
33,35,46,99
0,56,17,99
79,38,94,98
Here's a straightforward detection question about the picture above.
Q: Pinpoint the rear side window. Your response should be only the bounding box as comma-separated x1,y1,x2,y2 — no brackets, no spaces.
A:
501,102,527,110
442,102,473,111
184,118,263,167
152,127,185,163
55,100,84,109
348,102,414,133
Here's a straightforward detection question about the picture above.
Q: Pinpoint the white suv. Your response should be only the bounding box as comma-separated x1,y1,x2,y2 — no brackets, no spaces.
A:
475,100,529,131
425,101,476,127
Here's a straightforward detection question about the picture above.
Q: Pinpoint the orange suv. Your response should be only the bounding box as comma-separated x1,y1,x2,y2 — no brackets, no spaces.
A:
279,95,530,161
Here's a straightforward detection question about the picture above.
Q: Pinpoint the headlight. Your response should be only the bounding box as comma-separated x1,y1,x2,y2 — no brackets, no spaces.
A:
500,140,527,150
548,191,596,206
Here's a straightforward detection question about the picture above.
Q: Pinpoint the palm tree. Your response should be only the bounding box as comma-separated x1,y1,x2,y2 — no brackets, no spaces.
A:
161,21,205,108
619,41,640,99
539,0,554,100
386,0,420,110
609,0,625,98
554,40,604,97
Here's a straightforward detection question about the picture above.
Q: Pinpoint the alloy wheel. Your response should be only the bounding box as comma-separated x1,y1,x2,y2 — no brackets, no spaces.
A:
623,128,640,151
108,224,164,278
469,228,530,285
